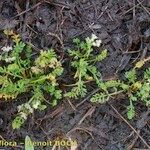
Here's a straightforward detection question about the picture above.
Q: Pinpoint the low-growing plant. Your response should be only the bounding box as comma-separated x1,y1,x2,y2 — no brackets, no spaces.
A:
65,34,107,98
0,30,63,129
0,30,149,129
90,59,150,119
125,65,150,119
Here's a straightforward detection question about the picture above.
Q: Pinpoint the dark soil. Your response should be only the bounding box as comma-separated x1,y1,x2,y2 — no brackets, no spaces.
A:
0,0,150,150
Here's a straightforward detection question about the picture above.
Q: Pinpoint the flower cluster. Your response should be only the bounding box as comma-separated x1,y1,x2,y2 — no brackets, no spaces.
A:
5,57,16,63
1,46,16,62
31,66,43,74
1,46,12,52
18,104,33,120
86,34,102,47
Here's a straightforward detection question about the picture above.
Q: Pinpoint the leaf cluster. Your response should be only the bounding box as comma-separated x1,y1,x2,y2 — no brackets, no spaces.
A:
0,32,63,129
65,37,107,98
1,31,150,129
90,64,150,120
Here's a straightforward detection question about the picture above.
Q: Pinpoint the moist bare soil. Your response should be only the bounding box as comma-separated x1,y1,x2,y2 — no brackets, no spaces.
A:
0,0,150,150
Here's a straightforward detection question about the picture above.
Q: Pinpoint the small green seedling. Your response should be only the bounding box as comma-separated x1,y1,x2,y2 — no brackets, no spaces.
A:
65,34,107,98
25,136,34,150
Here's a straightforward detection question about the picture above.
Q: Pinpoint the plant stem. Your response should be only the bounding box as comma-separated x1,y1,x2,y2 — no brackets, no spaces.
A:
6,71,23,79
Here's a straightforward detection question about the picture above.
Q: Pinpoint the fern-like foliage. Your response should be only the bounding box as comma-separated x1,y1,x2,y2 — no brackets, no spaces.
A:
90,64,150,120
65,35,107,98
1,31,63,129
1,30,150,129
90,80,128,103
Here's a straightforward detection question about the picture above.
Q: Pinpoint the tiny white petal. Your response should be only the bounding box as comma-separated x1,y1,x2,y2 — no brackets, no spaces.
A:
17,105,22,112
20,112,27,120
5,58,10,62
93,40,102,47
24,103,33,113
5,57,16,63
91,34,98,41
2,46,12,52
28,107,33,113
32,101,40,109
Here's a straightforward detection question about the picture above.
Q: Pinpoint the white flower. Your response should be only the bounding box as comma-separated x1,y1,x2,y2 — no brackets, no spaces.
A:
24,103,34,113
31,66,43,74
32,101,40,109
91,34,98,42
5,57,16,63
1,46,12,52
93,39,102,47
89,34,102,47
18,103,33,114
17,105,23,112
20,112,27,120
